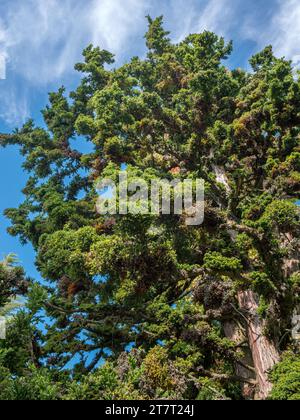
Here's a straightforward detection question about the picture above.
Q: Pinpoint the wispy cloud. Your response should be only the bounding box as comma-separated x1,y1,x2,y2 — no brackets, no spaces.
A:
0,0,151,125
0,0,300,126
0,54,6,80
266,0,300,62
0,0,150,84
196,0,237,35
165,0,238,43
90,0,150,56
235,0,300,62
1,0,300,84
0,83,29,126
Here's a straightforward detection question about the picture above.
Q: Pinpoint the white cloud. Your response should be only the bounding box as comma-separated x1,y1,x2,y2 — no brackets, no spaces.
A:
269,0,300,62
0,84,29,125
0,53,6,80
89,0,149,54
196,0,237,35
240,0,300,63
173,0,260,57
0,0,150,84
1,0,300,85
0,0,151,125
1,0,300,126
169,0,238,43
1,0,73,82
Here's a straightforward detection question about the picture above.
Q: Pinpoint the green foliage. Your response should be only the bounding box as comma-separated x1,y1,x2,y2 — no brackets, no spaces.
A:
0,366,15,400
0,256,28,308
249,271,276,296
66,363,120,400
197,378,229,401
65,346,194,401
269,352,300,400
0,363,62,401
204,252,242,272
145,16,171,55
259,200,299,232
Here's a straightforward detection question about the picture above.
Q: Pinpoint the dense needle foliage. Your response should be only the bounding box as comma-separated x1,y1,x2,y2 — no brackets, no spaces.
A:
0,17,299,400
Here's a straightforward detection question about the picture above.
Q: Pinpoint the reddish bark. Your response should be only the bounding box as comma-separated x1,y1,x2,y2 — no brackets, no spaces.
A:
223,320,256,399
238,291,280,400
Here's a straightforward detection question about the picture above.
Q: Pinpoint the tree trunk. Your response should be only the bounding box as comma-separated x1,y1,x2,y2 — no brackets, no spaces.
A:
238,290,280,400
224,291,280,400
223,320,257,399
282,233,299,278
215,167,282,399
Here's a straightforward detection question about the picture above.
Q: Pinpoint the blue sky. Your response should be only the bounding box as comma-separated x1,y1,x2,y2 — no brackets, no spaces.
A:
0,0,300,278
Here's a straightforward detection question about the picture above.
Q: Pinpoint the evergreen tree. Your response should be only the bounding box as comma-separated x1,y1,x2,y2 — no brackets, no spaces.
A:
0,17,299,400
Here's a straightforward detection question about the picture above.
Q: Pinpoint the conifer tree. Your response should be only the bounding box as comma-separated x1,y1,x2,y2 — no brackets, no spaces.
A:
0,17,299,400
